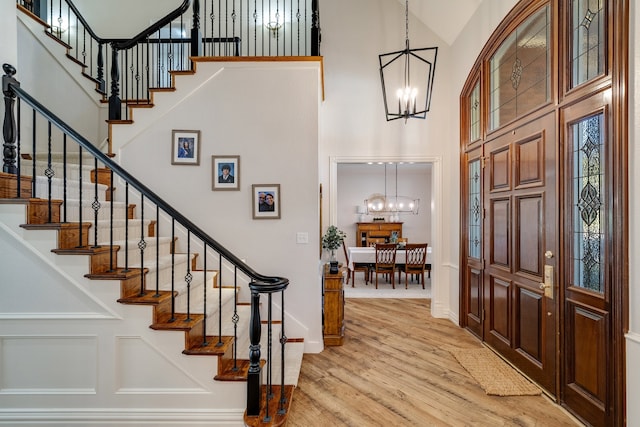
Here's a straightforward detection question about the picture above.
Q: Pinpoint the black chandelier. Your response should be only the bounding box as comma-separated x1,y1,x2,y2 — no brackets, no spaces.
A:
379,0,438,122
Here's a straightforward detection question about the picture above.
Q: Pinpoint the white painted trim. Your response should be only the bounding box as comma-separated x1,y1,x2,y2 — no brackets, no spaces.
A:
329,155,447,318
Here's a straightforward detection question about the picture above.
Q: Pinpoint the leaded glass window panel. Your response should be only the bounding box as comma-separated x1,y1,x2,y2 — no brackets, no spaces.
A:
470,81,481,142
571,114,604,293
489,5,551,130
571,0,605,88
468,159,482,259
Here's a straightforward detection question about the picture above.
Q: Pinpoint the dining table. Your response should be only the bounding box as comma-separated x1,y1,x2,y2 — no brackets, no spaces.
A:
347,246,433,278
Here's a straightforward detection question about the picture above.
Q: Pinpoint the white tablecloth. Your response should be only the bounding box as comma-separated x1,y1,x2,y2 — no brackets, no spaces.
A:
347,246,432,271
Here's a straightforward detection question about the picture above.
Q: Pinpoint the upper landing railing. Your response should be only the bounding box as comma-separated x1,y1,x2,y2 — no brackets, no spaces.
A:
16,0,321,126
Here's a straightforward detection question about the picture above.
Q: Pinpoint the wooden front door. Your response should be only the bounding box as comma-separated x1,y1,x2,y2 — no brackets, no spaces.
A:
483,112,557,394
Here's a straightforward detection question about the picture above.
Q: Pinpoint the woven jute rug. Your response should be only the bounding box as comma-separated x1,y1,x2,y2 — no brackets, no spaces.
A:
450,347,542,396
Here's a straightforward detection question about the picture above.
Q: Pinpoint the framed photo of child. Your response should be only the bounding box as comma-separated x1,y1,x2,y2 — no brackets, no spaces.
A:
171,130,201,165
212,155,240,191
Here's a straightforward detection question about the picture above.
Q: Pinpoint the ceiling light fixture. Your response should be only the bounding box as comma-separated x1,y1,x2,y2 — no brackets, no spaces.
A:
365,163,419,217
379,0,438,122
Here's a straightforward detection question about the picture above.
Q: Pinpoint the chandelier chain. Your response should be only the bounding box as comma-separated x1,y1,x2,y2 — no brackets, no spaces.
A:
405,0,410,43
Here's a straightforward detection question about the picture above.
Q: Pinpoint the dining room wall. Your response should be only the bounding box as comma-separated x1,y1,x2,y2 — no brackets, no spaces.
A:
335,162,432,264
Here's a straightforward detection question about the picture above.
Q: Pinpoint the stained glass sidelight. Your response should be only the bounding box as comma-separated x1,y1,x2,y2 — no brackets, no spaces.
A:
572,114,604,293
468,159,481,259
571,0,605,88
489,5,551,130
470,81,481,142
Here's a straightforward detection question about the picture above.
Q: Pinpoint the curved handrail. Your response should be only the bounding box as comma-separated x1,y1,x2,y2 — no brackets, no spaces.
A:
114,0,191,50
7,77,288,290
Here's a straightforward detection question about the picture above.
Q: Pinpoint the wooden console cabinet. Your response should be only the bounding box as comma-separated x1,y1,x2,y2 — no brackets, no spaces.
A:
356,222,403,247
323,265,344,346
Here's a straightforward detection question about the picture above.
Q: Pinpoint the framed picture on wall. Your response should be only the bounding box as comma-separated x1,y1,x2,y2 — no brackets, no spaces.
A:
252,184,281,219
212,155,240,191
171,130,201,165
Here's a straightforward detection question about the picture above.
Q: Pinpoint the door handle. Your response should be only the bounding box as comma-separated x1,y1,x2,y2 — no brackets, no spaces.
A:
539,265,554,299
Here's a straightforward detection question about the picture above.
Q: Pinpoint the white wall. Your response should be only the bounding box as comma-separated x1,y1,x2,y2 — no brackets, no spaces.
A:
111,60,324,352
0,1,17,67
73,0,179,38
15,15,106,146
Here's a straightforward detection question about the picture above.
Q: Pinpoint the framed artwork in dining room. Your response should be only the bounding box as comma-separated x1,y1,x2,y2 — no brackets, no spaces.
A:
252,184,281,219
212,155,240,191
171,129,201,165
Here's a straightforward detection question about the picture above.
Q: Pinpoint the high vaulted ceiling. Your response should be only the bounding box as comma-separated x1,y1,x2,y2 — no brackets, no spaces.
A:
402,0,484,45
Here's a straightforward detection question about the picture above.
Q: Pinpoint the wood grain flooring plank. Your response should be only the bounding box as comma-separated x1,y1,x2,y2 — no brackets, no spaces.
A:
287,298,581,426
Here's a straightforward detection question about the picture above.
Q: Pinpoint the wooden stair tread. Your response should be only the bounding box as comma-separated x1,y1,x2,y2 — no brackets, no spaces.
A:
215,358,252,381
117,290,174,305
183,335,235,356
151,312,205,330
86,267,147,280
244,385,295,427
52,245,117,255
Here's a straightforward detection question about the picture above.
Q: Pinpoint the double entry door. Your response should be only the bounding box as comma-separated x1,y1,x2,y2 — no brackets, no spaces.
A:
465,102,617,426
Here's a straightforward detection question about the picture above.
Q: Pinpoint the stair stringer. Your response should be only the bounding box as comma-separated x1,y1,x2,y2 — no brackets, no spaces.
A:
0,201,253,426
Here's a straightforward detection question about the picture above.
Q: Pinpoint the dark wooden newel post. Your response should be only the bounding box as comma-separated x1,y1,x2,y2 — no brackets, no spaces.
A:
246,287,262,417
190,0,202,65
108,45,121,120
2,64,19,174
311,0,321,56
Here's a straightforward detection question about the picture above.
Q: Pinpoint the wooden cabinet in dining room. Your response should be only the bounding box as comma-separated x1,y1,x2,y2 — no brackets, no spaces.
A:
356,222,403,247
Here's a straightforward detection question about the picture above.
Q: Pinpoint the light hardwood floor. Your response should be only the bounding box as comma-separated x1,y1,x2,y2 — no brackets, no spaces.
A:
287,298,581,426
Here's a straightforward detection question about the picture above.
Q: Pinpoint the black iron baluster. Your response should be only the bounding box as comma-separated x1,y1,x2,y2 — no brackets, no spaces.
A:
31,109,35,197
154,204,160,296
278,289,287,414
145,36,150,105
202,242,208,346
267,292,273,401
253,0,257,56
16,96,21,197
108,169,115,271
138,193,146,296
232,266,239,368
170,218,176,321
185,230,192,320
135,44,140,104
77,145,83,247
218,254,223,345
123,182,130,271
91,157,100,248
45,121,53,223
62,134,67,222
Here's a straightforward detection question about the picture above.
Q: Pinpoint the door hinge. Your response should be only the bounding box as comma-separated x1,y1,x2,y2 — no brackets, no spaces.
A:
481,309,485,321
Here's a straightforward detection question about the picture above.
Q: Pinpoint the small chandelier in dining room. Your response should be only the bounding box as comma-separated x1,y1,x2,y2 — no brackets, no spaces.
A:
379,0,438,122
365,163,420,217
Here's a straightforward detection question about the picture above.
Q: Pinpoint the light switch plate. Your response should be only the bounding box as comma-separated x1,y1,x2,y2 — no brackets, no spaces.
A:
296,232,309,244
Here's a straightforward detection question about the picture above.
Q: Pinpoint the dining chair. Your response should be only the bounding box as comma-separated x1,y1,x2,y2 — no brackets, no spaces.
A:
371,243,397,289
400,243,428,289
342,244,369,287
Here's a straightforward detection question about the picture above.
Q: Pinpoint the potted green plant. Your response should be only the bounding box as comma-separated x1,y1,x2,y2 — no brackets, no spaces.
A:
322,225,346,274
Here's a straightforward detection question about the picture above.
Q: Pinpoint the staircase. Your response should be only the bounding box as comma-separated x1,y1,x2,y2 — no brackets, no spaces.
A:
3,4,310,425
0,147,303,425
